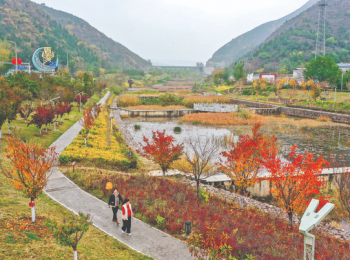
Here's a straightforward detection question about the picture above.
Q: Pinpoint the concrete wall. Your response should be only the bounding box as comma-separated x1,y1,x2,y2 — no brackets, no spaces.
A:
117,108,199,118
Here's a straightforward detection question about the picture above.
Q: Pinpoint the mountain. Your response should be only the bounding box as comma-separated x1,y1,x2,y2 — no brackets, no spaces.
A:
207,0,315,69
0,0,150,71
38,4,151,70
244,0,350,73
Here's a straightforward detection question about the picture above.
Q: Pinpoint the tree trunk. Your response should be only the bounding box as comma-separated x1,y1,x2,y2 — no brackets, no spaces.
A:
85,138,87,148
73,249,78,260
40,128,42,135
162,170,166,181
0,129,2,139
8,122,11,135
46,125,48,133
31,199,36,222
288,212,293,229
196,180,200,197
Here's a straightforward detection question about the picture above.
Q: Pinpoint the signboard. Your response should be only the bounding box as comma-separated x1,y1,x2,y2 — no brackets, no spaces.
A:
13,66,26,70
49,62,57,68
12,58,22,65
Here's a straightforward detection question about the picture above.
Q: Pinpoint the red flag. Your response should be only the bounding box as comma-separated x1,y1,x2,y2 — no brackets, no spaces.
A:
12,58,22,65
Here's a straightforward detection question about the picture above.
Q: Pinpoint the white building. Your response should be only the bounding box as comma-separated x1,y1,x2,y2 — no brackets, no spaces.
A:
337,63,350,72
246,73,260,82
293,68,306,82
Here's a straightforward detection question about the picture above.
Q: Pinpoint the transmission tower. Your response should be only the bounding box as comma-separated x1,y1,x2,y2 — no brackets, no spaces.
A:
315,0,328,58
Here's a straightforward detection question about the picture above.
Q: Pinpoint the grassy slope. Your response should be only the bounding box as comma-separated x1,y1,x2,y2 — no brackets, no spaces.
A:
0,94,152,260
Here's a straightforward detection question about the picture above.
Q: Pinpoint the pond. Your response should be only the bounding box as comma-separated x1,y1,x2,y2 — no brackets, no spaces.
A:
123,118,350,166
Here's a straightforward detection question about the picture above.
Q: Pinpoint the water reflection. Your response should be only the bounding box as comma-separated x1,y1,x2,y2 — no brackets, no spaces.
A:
124,118,350,166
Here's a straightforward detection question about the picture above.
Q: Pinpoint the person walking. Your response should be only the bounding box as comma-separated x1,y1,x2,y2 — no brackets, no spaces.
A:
121,198,133,235
108,188,123,225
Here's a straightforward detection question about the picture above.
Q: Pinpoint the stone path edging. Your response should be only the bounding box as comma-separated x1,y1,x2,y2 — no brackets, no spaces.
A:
44,91,193,260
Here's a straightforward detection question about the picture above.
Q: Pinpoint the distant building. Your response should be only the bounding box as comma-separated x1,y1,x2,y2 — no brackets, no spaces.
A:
277,74,293,81
196,62,204,73
246,73,259,82
41,3,46,6
293,68,306,82
259,73,277,81
338,63,350,72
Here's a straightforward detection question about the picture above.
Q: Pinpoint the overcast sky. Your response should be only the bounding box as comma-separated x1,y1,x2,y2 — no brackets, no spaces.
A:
32,0,311,66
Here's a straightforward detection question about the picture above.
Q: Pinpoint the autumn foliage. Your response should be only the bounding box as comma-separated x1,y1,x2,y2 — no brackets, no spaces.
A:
83,174,349,259
1,136,57,200
75,94,88,106
220,123,277,195
261,144,329,228
1,136,57,222
138,130,184,180
27,105,56,134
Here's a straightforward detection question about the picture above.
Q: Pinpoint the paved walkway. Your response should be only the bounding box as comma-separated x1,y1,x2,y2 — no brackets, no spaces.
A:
45,92,194,260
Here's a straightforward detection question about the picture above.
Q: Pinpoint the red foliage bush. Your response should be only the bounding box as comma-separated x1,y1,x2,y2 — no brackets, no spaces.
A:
75,94,88,105
106,175,349,259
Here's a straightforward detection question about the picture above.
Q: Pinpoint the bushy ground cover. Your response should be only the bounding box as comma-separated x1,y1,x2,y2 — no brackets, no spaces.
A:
183,95,231,108
59,102,135,171
63,172,349,259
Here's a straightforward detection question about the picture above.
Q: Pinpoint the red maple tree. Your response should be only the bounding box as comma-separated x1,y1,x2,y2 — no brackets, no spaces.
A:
1,136,57,222
56,102,73,122
220,123,278,196
27,106,47,135
75,94,88,106
65,102,74,119
138,130,184,181
261,145,329,228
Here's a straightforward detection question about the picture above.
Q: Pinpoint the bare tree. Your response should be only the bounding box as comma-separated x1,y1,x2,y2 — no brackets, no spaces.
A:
334,167,350,217
179,135,222,196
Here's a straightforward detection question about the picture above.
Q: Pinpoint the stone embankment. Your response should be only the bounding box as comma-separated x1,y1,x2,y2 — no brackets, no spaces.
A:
230,98,350,124
111,100,141,151
183,179,350,242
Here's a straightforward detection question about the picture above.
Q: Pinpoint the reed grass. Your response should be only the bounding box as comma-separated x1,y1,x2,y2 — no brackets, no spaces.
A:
183,95,231,108
316,116,332,122
181,112,264,125
117,94,141,107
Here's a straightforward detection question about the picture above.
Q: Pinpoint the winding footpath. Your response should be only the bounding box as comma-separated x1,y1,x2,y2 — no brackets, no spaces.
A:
44,92,194,260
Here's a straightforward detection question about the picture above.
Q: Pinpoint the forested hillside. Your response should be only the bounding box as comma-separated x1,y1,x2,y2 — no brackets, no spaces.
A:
0,0,150,72
245,0,350,73
39,4,151,70
207,0,314,69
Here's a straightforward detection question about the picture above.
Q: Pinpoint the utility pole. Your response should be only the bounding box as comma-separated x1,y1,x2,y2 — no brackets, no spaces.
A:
9,41,18,73
315,0,328,58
